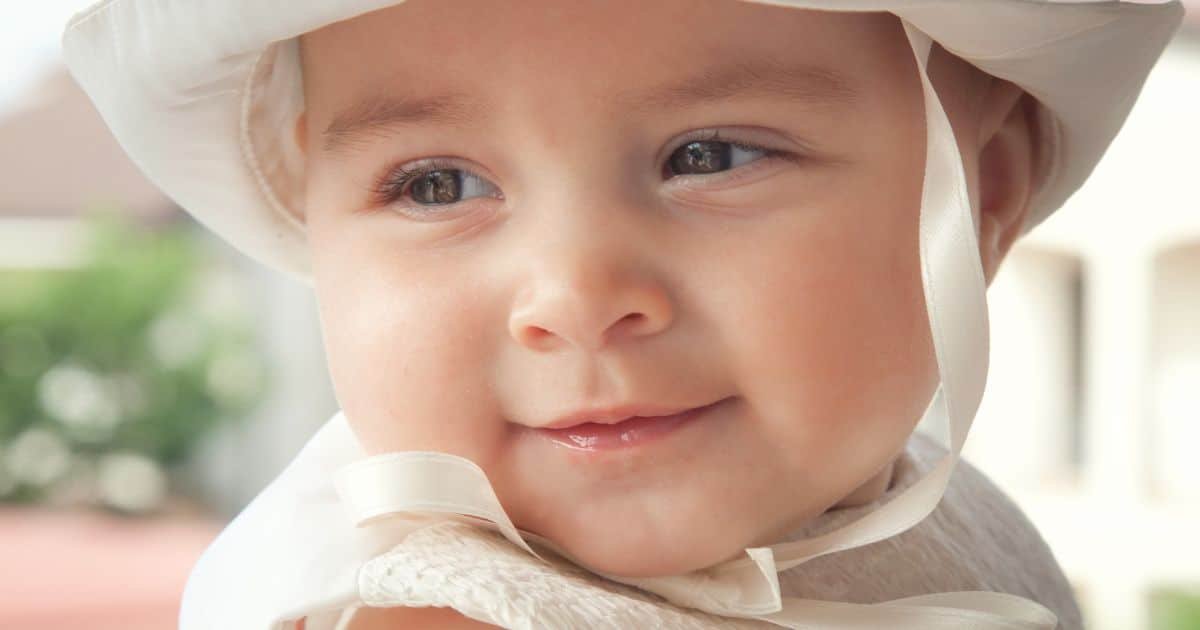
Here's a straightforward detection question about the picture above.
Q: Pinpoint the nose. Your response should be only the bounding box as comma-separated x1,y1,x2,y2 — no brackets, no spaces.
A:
508,227,675,353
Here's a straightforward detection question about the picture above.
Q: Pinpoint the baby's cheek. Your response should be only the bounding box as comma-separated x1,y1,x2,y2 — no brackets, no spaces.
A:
726,211,934,480
312,260,505,458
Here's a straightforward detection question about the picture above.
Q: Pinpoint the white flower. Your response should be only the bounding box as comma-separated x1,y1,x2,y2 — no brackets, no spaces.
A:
96,452,167,514
5,428,71,487
36,361,121,440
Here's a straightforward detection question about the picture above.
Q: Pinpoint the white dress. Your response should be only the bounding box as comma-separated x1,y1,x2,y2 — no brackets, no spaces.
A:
325,431,1082,630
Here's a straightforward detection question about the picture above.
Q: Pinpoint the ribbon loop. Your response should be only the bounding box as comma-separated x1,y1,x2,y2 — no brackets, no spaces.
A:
334,451,545,561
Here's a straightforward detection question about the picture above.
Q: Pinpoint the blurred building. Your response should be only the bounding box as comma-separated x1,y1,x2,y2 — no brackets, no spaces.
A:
0,70,171,268
964,17,1200,630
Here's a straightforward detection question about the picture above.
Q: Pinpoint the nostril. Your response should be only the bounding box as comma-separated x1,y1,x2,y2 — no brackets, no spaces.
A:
619,311,652,331
522,325,555,348
620,312,646,325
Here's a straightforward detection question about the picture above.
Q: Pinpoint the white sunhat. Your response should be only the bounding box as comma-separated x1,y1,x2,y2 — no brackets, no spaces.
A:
61,2,1184,630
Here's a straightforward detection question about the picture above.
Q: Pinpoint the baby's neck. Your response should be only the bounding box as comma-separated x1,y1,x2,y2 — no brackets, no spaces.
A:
746,456,900,551
830,458,898,510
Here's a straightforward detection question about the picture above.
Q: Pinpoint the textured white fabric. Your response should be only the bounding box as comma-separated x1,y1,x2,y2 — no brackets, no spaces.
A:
357,522,769,629
327,432,1080,630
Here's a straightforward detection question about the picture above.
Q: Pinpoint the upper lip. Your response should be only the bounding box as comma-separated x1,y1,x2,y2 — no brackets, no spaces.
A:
537,398,725,430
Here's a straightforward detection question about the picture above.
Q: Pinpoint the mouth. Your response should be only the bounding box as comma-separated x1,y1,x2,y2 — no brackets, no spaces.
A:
530,397,731,452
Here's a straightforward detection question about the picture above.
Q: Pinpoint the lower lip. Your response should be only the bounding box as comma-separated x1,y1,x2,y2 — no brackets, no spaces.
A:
531,398,727,452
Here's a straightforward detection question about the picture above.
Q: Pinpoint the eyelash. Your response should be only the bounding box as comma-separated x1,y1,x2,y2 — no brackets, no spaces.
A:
366,130,796,209
683,129,771,156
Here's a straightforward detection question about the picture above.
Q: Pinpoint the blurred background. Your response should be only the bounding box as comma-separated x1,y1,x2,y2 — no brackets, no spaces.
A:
0,2,1196,629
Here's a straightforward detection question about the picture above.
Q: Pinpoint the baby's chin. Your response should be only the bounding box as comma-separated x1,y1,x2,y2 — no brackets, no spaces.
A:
506,461,812,578
532,497,762,578
505,459,893,577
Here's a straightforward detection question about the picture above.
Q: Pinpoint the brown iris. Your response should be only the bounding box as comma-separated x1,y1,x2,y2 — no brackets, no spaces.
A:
410,170,464,205
667,140,733,176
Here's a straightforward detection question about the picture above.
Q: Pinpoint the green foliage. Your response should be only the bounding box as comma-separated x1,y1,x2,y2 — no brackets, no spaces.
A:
1151,587,1200,630
0,212,264,508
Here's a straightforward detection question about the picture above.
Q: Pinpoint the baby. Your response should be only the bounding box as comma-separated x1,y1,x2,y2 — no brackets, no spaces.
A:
60,0,1183,628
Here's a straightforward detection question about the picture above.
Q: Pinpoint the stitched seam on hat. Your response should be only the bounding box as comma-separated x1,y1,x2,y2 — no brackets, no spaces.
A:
239,45,308,237
963,12,1120,60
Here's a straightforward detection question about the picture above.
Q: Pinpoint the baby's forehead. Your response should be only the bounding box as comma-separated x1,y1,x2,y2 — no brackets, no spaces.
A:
315,58,868,156
299,1,917,137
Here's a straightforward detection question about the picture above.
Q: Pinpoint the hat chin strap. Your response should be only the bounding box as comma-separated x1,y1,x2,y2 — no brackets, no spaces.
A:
333,19,1057,630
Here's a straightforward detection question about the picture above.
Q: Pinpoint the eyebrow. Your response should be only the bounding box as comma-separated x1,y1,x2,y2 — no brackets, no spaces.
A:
320,55,858,155
321,92,484,154
611,55,859,114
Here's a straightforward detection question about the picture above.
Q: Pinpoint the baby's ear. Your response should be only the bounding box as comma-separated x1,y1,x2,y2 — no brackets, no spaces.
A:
294,111,309,156
975,81,1037,286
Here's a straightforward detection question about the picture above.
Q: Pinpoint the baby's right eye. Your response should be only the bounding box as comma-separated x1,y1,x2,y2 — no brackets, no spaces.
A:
409,168,498,205
372,159,502,214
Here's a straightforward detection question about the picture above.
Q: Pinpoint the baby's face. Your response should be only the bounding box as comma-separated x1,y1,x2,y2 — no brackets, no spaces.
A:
298,0,963,577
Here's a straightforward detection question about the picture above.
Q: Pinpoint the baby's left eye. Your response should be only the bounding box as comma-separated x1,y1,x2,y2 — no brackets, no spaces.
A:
664,138,770,178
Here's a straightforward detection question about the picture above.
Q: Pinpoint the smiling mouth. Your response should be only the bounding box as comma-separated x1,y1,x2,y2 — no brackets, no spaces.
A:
531,397,730,452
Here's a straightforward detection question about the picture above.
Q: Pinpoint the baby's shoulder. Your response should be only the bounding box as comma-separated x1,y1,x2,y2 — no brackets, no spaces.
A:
907,431,1029,521
915,434,1084,626
908,432,1054,561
